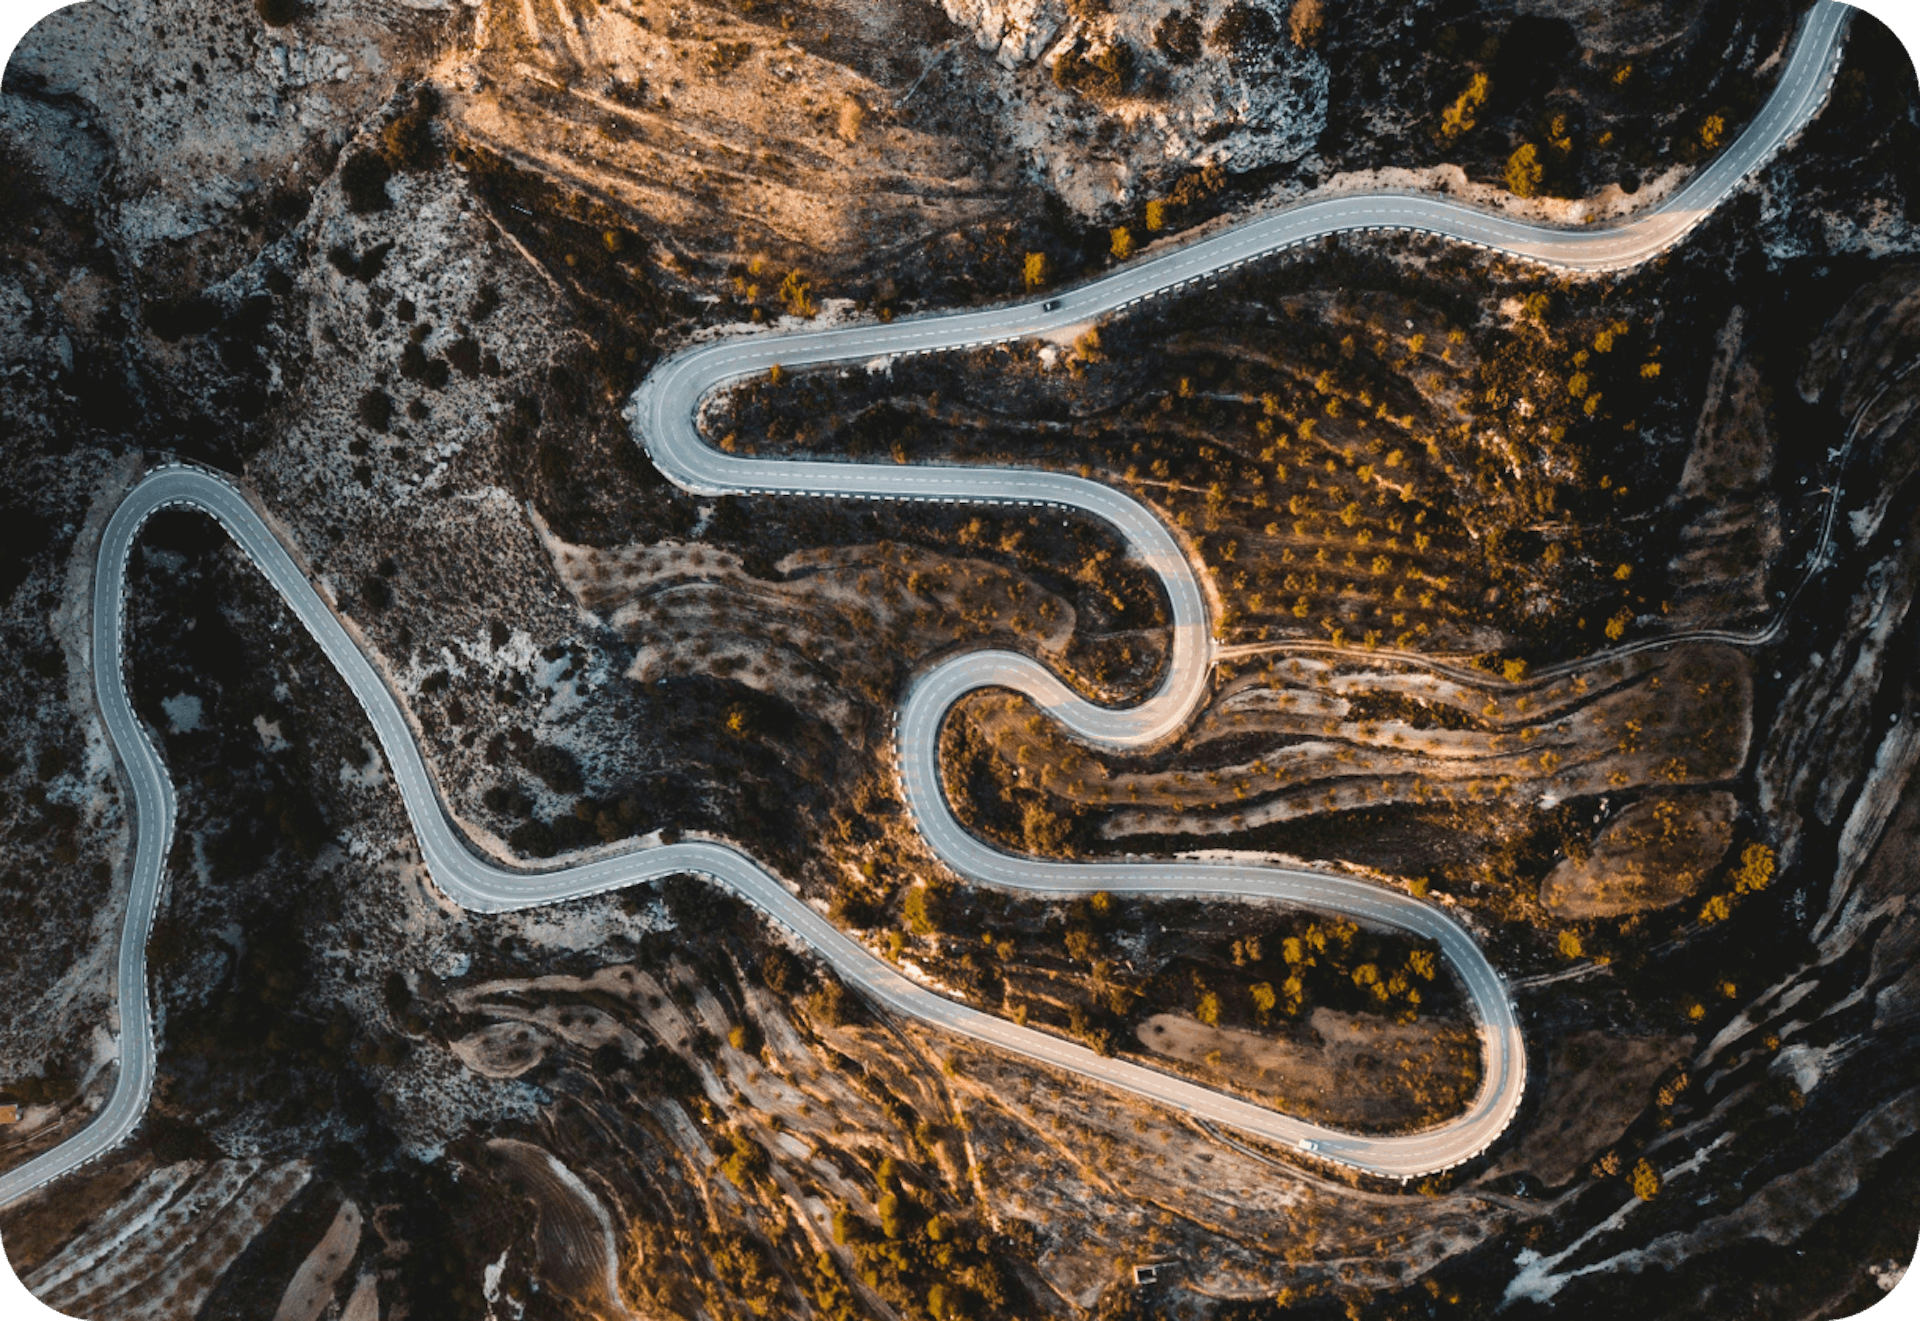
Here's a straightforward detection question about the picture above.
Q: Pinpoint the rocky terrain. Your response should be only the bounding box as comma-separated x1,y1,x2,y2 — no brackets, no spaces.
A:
0,0,1917,1317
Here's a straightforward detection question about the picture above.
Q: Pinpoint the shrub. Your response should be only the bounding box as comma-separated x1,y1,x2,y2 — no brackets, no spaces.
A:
1144,198,1169,231
1210,3,1276,56
254,0,300,26
356,242,395,282
836,96,866,143
1054,38,1135,98
1631,1158,1662,1200
446,337,482,377
526,743,584,794
143,295,221,341
357,388,393,433
400,341,430,380
779,271,817,318
1110,226,1135,259
382,87,441,171
721,1130,771,1187
1733,842,1775,894
1021,799,1071,854
1196,990,1221,1026
761,948,807,996
1152,8,1201,63
509,819,557,857
1505,143,1544,198
1022,252,1050,290
1439,73,1491,141
1288,0,1324,47
482,783,532,816
809,975,860,1026
340,150,392,214
902,885,939,935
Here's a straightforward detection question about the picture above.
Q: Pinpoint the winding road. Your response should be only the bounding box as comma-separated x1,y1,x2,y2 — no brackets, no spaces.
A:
0,0,1851,1209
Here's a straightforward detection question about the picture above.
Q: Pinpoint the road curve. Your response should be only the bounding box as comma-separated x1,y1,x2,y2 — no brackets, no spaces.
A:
0,0,1849,1209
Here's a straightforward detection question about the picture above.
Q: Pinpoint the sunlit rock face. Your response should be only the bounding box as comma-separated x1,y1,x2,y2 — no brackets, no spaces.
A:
939,0,1067,68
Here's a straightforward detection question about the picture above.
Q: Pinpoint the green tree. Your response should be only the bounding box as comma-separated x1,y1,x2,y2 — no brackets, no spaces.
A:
1110,226,1135,259
1734,842,1776,894
1023,252,1051,290
381,87,441,171
1196,990,1222,1026
837,96,866,143
1506,143,1544,198
779,270,818,319
340,150,392,214
903,884,942,935
1288,0,1324,47
1251,982,1277,1019
1439,73,1490,140
1631,1158,1662,1200
1021,799,1071,854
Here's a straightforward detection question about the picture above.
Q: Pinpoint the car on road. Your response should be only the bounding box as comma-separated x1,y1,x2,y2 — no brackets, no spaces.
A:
1041,298,1061,312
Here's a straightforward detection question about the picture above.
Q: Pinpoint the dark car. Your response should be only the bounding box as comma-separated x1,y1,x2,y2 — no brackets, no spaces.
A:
1041,298,1061,312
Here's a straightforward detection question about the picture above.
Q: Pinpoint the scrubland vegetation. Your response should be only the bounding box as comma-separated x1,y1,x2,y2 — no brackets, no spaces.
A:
5,0,1920,1316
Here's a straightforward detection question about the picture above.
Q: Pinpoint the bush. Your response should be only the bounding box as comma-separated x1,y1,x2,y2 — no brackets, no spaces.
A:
1438,73,1491,141
902,883,948,935
1153,8,1201,63
1053,39,1134,99
382,87,441,171
809,976,860,1027
358,388,393,433
721,1130,771,1187
446,337,482,377
551,814,597,851
482,783,533,816
144,294,224,342
526,743,583,794
1209,3,1276,57
762,948,808,996
778,271,817,319
254,0,300,26
1631,1158,1662,1200
357,242,394,281
400,341,430,380
509,820,557,857
1287,0,1323,47
1506,143,1544,198
340,150,392,214
836,97,866,144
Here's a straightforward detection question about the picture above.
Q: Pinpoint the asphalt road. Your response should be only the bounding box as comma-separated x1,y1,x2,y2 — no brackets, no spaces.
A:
0,0,1849,1209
